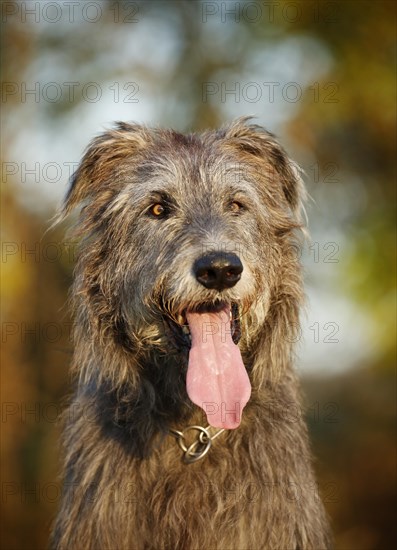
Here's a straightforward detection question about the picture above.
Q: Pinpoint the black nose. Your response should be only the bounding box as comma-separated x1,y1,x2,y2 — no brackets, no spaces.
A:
193,252,243,291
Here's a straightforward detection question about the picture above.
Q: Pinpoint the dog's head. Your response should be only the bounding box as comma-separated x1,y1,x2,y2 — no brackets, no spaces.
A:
61,117,305,428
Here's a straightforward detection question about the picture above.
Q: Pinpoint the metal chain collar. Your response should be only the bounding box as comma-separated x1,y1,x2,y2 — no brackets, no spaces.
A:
169,425,226,464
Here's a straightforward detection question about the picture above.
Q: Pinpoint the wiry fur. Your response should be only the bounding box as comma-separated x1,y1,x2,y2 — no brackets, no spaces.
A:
51,118,332,549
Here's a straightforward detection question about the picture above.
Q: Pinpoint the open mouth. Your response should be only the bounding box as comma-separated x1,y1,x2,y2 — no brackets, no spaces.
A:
162,301,241,350
161,299,250,430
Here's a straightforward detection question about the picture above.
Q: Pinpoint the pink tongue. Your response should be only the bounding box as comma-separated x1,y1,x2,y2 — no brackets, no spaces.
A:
186,305,251,429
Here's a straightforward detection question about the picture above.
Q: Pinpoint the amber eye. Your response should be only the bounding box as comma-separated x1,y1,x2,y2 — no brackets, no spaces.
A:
149,203,166,217
230,201,243,214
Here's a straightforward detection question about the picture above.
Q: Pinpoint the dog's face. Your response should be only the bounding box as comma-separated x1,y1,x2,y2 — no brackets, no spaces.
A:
62,118,304,428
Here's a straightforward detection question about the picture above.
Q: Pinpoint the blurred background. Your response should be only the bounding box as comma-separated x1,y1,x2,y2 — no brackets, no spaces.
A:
1,1,396,548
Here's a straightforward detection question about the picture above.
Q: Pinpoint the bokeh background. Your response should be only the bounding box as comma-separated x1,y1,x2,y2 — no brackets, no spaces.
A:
1,1,396,548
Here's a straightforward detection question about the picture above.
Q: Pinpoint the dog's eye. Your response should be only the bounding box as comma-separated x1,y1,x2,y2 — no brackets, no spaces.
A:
149,203,166,218
230,201,244,214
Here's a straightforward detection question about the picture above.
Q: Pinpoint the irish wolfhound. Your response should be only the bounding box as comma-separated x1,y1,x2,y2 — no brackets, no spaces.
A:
51,118,332,549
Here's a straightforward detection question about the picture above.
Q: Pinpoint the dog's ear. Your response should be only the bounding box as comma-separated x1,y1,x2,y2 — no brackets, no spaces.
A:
57,122,152,221
223,117,306,222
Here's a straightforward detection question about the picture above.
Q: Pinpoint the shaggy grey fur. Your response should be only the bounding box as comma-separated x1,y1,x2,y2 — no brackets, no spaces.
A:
51,118,332,549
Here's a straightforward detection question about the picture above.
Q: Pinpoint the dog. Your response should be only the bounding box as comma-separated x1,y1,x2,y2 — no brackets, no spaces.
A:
51,117,332,549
